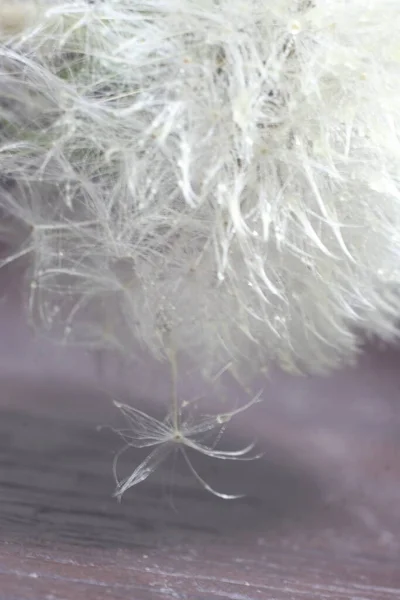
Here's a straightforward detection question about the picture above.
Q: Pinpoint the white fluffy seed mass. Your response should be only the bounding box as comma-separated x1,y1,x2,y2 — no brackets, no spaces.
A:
1,0,400,378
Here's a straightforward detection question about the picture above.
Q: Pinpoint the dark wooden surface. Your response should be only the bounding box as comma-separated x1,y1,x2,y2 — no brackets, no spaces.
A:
0,273,399,599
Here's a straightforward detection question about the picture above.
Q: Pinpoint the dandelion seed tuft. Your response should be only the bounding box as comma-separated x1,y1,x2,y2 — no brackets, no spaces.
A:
113,371,263,500
1,0,400,382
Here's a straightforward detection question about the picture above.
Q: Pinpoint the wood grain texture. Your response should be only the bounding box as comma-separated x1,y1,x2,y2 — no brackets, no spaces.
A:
1,358,400,600
0,270,399,599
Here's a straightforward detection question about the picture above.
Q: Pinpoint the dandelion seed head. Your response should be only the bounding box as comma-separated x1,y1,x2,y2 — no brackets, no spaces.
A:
0,1,400,379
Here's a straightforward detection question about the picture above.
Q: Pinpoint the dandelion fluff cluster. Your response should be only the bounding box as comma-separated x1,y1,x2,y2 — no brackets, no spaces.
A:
2,0,400,379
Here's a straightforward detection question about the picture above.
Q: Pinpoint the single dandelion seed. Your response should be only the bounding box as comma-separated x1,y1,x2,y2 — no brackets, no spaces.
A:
112,354,263,500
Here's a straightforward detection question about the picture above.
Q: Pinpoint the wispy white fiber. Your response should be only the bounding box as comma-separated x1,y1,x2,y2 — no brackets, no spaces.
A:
113,389,263,499
1,0,400,384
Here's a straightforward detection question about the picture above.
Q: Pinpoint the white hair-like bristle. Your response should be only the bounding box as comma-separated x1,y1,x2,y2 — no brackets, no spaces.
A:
1,0,400,380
